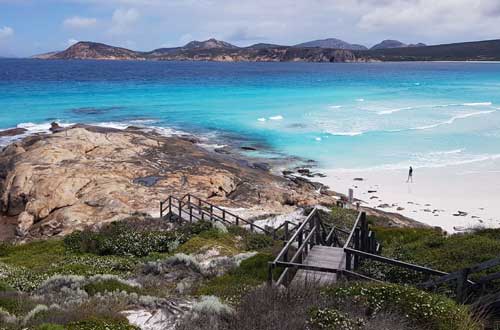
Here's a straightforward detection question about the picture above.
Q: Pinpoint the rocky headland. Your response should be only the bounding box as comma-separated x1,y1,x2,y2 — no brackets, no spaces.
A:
0,125,339,240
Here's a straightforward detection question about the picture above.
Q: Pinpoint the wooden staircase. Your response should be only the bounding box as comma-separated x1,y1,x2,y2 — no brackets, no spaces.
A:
160,194,500,307
293,246,346,285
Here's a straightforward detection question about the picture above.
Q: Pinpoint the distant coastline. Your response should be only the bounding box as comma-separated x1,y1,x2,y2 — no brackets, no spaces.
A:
32,38,500,63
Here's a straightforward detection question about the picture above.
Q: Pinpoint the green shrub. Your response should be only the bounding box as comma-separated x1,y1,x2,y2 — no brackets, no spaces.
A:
36,324,65,330
0,283,13,293
178,221,213,237
0,243,12,258
64,223,180,257
323,283,481,330
329,207,358,230
308,307,362,330
177,229,240,256
64,220,215,258
67,318,139,330
242,233,274,251
0,291,36,316
373,226,500,277
197,253,280,304
83,279,141,296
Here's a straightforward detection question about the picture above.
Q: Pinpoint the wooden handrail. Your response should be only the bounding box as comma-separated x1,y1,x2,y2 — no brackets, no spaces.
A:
161,193,273,235
345,248,448,276
343,211,363,249
273,208,319,263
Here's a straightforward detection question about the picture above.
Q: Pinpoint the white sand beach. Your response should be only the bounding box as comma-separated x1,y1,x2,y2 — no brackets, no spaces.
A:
316,159,500,233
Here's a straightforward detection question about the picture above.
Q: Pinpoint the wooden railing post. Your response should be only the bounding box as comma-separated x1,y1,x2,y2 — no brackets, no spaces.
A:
354,228,360,269
222,210,226,223
267,263,274,285
298,230,303,263
346,251,352,271
169,196,172,215
284,222,289,245
315,215,322,246
360,212,367,252
456,268,470,303
178,199,182,221
160,201,163,218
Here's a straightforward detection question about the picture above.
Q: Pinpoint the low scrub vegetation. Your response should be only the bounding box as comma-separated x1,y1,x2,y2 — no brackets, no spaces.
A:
196,253,279,304
64,218,214,257
364,227,500,284
178,282,481,330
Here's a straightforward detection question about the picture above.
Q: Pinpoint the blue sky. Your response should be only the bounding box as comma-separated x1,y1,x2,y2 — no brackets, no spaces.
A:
1,0,500,57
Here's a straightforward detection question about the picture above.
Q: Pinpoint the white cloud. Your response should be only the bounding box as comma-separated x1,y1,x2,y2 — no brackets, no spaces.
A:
63,16,97,29
109,8,140,35
0,26,14,40
66,38,79,47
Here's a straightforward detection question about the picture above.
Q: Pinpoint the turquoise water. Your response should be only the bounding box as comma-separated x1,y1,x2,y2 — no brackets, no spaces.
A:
1,59,500,170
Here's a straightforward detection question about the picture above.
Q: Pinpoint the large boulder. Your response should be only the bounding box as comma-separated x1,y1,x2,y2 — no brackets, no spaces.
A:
0,126,336,239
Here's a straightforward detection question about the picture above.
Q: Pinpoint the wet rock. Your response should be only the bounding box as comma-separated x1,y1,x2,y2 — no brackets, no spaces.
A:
377,203,391,208
282,170,294,176
368,190,377,193
178,135,201,144
49,122,64,133
241,146,257,151
297,168,311,176
252,162,270,171
0,128,28,137
453,211,468,217
370,196,379,200
214,146,232,154
353,177,364,181
397,207,405,211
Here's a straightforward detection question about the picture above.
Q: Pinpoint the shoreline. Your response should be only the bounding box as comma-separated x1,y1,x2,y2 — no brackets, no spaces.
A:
5,121,497,234
0,123,429,241
315,162,500,233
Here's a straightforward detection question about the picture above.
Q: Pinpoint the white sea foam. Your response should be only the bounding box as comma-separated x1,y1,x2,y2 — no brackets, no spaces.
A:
269,115,283,120
0,121,76,147
257,118,266,122
329,105,342,110
327,131,364,136
314,137,322,141
411,110,496,131
377,107,414,115
17,121,75,133
331,151,500,172
462,102,492,106
356,98,365,102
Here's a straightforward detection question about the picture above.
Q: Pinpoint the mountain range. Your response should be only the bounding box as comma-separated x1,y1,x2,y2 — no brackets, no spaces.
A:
33,38,500,63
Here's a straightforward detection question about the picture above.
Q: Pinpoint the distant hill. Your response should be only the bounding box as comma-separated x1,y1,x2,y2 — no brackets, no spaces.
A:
183,38,238,50
245,43,286,49
47,42,145,60
363,39,500,61
294,38,368,50
36,38,500,63
371,40,426,50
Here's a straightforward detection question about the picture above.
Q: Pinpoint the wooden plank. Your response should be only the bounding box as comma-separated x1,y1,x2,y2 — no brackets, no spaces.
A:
290,246,346,286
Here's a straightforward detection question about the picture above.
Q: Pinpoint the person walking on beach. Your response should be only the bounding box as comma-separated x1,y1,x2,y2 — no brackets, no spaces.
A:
407,166,413,183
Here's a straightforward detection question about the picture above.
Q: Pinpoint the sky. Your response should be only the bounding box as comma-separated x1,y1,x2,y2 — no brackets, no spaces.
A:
1,0,500,57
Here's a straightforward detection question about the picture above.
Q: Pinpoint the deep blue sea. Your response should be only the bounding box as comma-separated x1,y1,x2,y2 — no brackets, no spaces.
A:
1,59,500,170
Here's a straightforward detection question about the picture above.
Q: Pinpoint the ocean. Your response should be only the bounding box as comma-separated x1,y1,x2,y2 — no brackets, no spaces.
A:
1,59,500,171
